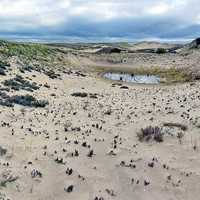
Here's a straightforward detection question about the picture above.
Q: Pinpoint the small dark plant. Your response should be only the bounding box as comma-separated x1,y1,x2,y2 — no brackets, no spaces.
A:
156,48,167,54
0,60,10,75
3,75,39,91
137,126,163,142
45,70,60,79
0,92,48,108
71,92,88,98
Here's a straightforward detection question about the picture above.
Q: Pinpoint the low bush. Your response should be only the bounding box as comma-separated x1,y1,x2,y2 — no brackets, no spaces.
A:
156,48,167,54
0,60,10,76
45,70,60,79
71,92,88,98
0,92,48,107
3,75,39,91
137,126,163,142
9,95,48,107
0,68,6,75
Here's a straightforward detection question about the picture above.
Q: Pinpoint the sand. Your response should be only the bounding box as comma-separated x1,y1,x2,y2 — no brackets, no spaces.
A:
0,42,200,200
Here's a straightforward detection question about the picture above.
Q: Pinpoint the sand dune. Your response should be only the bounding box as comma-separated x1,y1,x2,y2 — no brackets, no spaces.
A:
0,40,200,200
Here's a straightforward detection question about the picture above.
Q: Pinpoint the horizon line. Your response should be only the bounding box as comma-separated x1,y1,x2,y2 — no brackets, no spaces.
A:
0,35,196,44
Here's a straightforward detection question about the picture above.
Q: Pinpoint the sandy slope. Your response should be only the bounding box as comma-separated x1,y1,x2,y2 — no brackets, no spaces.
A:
1,47,200,200
129,41,180,50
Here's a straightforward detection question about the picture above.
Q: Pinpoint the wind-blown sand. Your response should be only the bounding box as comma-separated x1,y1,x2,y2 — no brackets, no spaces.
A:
0,40,200,200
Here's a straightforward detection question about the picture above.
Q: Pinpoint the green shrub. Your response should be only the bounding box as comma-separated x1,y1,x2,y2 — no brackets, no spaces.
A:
0,92,49,107
3,75,40,91
9,95,48,107
156,48,167,54
0,60,10,75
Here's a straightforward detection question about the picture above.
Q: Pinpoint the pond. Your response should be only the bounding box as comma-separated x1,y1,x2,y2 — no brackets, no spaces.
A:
103,72,160,84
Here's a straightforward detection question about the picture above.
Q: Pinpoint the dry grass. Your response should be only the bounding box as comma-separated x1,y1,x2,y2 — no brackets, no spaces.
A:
137,126,164,142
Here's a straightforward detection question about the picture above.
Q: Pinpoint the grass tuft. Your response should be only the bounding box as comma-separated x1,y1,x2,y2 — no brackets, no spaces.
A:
137,126,164,142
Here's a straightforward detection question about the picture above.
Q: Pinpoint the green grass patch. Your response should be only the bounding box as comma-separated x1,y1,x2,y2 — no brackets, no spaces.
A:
0,40,54,59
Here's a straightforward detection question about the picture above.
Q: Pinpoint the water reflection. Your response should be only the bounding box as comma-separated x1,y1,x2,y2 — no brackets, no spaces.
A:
103,72,160,84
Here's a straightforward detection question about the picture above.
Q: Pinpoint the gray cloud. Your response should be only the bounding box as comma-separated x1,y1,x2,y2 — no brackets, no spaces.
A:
0,0,200,41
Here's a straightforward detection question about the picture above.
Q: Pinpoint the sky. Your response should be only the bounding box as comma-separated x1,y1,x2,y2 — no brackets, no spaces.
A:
0,0,200,42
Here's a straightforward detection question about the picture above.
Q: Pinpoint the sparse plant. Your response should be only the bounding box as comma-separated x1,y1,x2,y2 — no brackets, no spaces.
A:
0,68,6,75
137,126,163,142
71,92,88,98
0,60,10,75
45,70,60,79
156,48,167,54
3,75,39,91
177,132,184,144
0,91,48,108
9,95,49,107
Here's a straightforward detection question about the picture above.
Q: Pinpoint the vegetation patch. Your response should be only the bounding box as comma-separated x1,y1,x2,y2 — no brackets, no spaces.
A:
163,122,188,131
0,92,48,107
0,40,54,60
3,75,39,92
71,92,88,98
0,68,6,76
44,70,60,79
0,146,7,156
156,48,167,54
0,87,10,92
0,170,18,188
71,92,99,98
137,126,164,142
19,65,35,73
0,60,10,76
0,60,10,68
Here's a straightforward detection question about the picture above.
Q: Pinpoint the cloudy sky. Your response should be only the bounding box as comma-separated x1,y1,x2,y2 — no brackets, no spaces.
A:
0,0,199,42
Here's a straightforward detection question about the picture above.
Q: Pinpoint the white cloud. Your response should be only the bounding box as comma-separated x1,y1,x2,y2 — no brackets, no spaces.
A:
69,2,119,21
195,15,200,24
0,0,199,25
0,0,199,39
148,2,171,15
0,0,39,16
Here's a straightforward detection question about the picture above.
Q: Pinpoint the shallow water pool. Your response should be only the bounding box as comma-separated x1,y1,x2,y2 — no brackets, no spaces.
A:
103,72,160,84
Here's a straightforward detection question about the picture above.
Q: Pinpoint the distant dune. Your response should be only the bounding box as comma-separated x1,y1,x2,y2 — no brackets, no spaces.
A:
129,41,183,50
